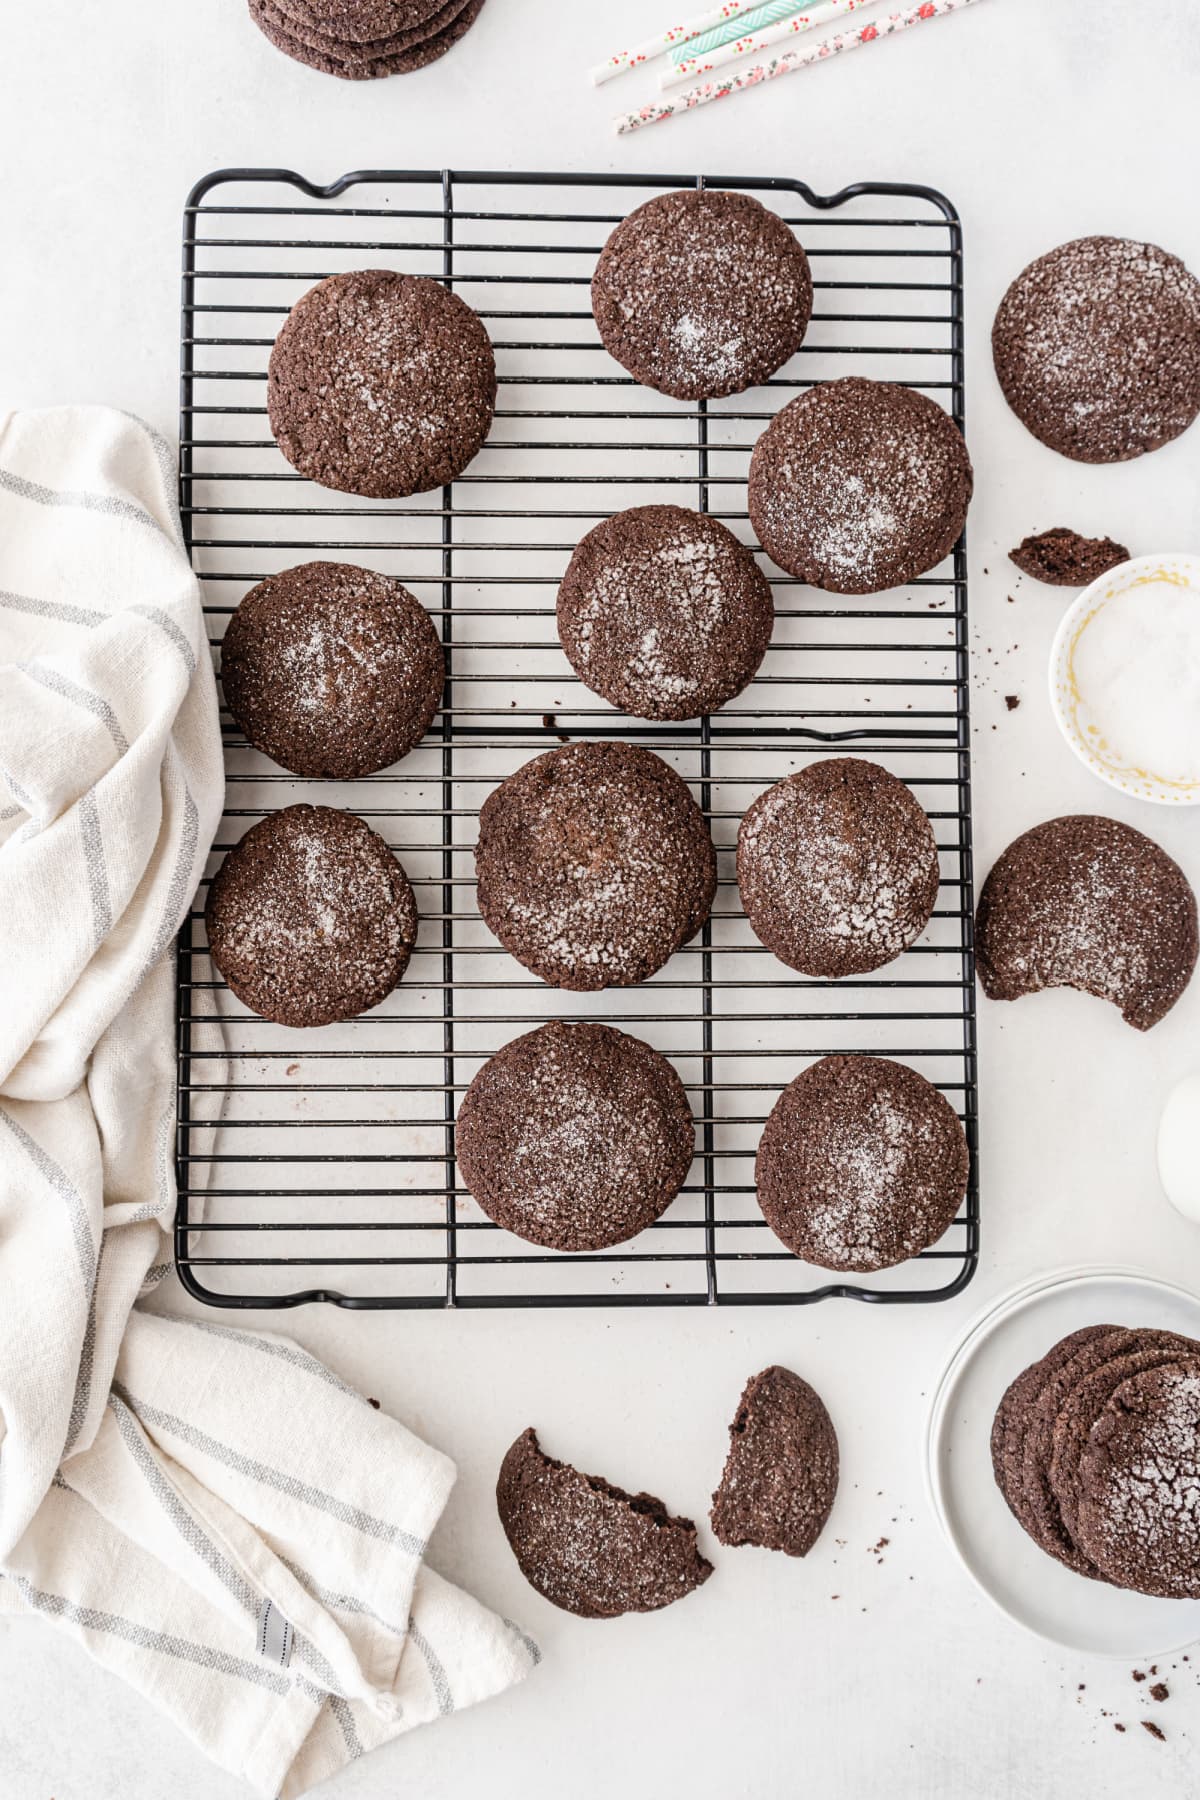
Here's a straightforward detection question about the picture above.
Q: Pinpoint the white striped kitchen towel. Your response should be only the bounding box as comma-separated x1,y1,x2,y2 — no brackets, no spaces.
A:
0,407,537,1796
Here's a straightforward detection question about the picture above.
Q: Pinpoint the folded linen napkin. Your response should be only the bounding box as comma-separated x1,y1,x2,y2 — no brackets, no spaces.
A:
0,406,536,1795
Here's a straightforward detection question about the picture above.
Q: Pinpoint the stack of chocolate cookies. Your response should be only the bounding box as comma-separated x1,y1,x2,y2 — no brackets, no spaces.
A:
992,1325,1200,1596
248,0,487,80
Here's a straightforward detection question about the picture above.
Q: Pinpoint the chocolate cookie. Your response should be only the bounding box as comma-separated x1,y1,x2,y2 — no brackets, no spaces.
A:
1076,1360,1200,1597
990,1326,1113,1531
249,0,485,76
455,1023,695,1252
474,741,716,991
710,1366,839,1558
747,378,973,593
993,237,1200,463
592,189,812,402
1017,1327,1151,1575
1009,528,1130,587
268,270,495,497
496,1428,713,1619
205,805,417,1027
737,758,939,978
1049,1334,1199,1553
556,506,774,722
975,816,1198,1032
220,561,444,778
755,1055,969,1274
255,0,471,54
271,0,453,41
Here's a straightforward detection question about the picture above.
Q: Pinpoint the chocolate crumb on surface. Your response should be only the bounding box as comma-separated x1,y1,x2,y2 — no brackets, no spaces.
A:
1009,528,1130,586
1004,695,1020,711
975,815,1198,1031
1150,1683,1169,1702
496,1427,713,1619
710,1365,839,1558
1142,1721,1166,1742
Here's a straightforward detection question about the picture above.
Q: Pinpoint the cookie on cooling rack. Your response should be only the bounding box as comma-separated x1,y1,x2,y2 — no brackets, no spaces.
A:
205,804,418,1027
747,377,973,593
737,758,940,978
267,270,495,497
556,505,774,722
455,1022,695,1252
249,0,487,77
220,561,444,778
993,236,1200,463
710,1366,839,1558
592,189,812,402
974,815,1198,1031
474,741,716,992
497,1428,713,1618
755,1055,970,1274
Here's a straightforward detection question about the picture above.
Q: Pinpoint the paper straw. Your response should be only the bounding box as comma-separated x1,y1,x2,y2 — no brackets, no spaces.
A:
615,0,986,132
666,0,871,81
590,1,773,85
669,0,812,60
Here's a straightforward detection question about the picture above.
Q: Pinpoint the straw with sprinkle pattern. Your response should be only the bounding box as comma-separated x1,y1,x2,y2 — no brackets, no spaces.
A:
615,0,987,133
591,0,778,85
666,0,878,84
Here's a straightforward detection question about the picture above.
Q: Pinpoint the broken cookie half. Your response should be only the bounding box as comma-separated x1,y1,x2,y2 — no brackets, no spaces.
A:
711,1365,839,1557
496,1428,713,1618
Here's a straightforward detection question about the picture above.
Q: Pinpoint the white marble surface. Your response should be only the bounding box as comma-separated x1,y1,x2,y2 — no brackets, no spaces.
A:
4,0,1200,1794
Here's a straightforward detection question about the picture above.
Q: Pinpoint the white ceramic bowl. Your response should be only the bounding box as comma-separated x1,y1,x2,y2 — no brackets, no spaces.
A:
1049,551,1200,806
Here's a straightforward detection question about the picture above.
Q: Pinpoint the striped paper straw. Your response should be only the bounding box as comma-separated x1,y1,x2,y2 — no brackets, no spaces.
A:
615,0,987,132
664,0,878,85
670,0,841,63
590,1,772,85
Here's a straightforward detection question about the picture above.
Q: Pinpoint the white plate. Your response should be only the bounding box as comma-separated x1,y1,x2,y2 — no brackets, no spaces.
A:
926,1266,1200,1657
1048,551,1200,805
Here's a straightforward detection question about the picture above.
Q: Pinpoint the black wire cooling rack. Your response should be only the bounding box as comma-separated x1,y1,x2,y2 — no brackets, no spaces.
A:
175,166,979,1312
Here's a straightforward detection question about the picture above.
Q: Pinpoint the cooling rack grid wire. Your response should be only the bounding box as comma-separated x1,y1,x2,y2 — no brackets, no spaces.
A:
175,166,978,1311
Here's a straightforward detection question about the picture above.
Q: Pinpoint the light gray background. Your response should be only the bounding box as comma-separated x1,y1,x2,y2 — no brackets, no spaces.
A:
3,1,1200,1794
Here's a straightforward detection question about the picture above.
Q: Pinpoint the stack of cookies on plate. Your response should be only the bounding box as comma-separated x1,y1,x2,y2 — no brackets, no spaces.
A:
992,1326,1200,1597
248,0,487,79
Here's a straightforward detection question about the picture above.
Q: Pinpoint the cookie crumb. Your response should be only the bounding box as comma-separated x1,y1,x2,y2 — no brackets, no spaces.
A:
1150,1682,1169,1703
1141,1720,1166,1742
1004,695,1020,711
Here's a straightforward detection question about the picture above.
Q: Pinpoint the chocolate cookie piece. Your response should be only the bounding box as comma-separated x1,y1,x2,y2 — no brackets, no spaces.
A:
592,189,812,402
255,0,470,54
1076,1360,1200,1597
993,237,1200,463
1009,528,1130,587
268,270,495,497
747,378,972,594
455,1022,695,1252
755,1055,969,1274
556,506,774,722
220,561,444,778
710,1366,839,1558
1049,1333,1200,1552
737,758,939,978
989,1326,1114,1529
496,1428,713,1619
249,0,485,76
975,816,1198,1032
272,0,452,41
474,741,716,991
205,805,417,1027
